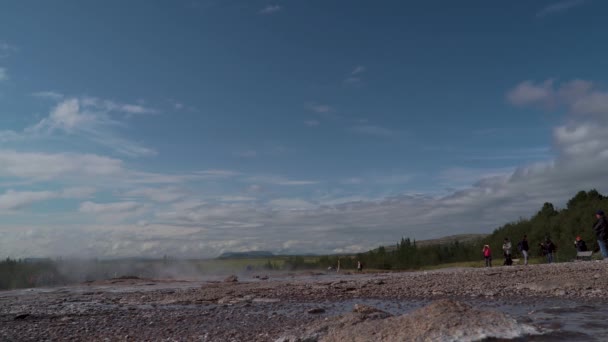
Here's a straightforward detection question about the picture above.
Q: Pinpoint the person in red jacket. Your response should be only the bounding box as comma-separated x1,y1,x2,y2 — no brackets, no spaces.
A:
482,245,492,267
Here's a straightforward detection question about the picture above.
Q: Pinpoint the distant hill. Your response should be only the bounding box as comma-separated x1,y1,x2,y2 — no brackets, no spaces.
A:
217,251,274,259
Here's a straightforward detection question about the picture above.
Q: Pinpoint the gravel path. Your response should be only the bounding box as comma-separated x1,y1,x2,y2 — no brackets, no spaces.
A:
1,261,608,341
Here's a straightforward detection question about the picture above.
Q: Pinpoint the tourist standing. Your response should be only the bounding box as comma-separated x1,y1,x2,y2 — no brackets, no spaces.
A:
518,235,530,265
544,238,556,263
593,210,608,259
502,238,512,266
574,236,588,252
482,245,492,267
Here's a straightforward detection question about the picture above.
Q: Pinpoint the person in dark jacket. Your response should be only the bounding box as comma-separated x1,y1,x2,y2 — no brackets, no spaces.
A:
574,236,588,252
544,238,556,263
518,235,530,265
593,210,608,259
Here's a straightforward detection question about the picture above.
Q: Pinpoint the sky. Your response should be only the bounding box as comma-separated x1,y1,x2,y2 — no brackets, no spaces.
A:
2,0,608,258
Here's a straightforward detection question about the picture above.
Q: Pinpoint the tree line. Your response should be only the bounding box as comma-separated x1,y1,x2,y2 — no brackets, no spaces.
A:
296,189,608,270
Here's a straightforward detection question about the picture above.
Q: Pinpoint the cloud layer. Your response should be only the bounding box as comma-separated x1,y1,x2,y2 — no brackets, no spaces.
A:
2,78,608,258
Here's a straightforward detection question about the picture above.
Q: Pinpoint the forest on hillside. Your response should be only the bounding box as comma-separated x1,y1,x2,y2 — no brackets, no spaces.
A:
311,190,608,270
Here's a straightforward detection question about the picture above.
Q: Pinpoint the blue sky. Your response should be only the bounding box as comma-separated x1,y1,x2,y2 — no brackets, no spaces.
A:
2,0,608,258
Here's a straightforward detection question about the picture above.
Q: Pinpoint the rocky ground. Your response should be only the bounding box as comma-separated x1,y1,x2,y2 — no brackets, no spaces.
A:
1,261,608,341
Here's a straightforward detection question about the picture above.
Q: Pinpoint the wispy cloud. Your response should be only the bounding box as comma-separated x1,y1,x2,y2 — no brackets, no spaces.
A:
304,120,320,127
234,150,258,158
350,124,394,138
537,0,586,17
0,187,95,211
0,67,8,81
0,41,17,58
344,65,366,85
351,65,366,75
308,104,332,113
247,175,319,186
2,97,157,157
259,5,281,14
32,91,64,100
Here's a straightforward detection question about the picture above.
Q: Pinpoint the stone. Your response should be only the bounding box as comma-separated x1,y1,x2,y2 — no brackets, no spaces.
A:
307,308,326,314
224,275,238,283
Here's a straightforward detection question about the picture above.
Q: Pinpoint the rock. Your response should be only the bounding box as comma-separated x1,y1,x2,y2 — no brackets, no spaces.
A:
224,275,238,283
353,304,386,315
307,308,326,314
554,289,567,296
329,300,540,342
284,300,541,342
14,314,30,320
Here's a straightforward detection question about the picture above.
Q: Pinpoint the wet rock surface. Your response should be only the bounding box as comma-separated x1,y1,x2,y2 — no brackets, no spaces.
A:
1,261,608,341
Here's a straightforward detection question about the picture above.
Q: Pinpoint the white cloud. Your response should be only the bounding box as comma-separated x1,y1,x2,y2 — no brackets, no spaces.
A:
124,187,186,203
247,175,319,186
0,67,8,81
352,65,366,75
5,77,608,258
196,169,241,178
304,120,320,127
308,104,332,113
0,150,210,188
343,65,366,85
341,177,363,185
235,150,258,158
268,198,316,210
32,91,64,100
5,97,157,157
0,187,95,211
259,5,282,14
79,201,142,214
0,190,56,210
537,0,586,17
350,124,394,137
344,77,361,85
0,150,124,180
506,79,608,116
0,41,17,58
79,201,148,222
220,196,256,202
506,79,555,107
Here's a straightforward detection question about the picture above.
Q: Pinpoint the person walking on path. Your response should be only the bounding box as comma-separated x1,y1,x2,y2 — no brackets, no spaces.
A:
502,238,512,266
518,235,530,265
593,210,608,259
482,245,492,267
544,238,556,263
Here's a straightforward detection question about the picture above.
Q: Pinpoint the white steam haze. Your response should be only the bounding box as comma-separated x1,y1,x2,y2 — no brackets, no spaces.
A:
2,79,608,258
